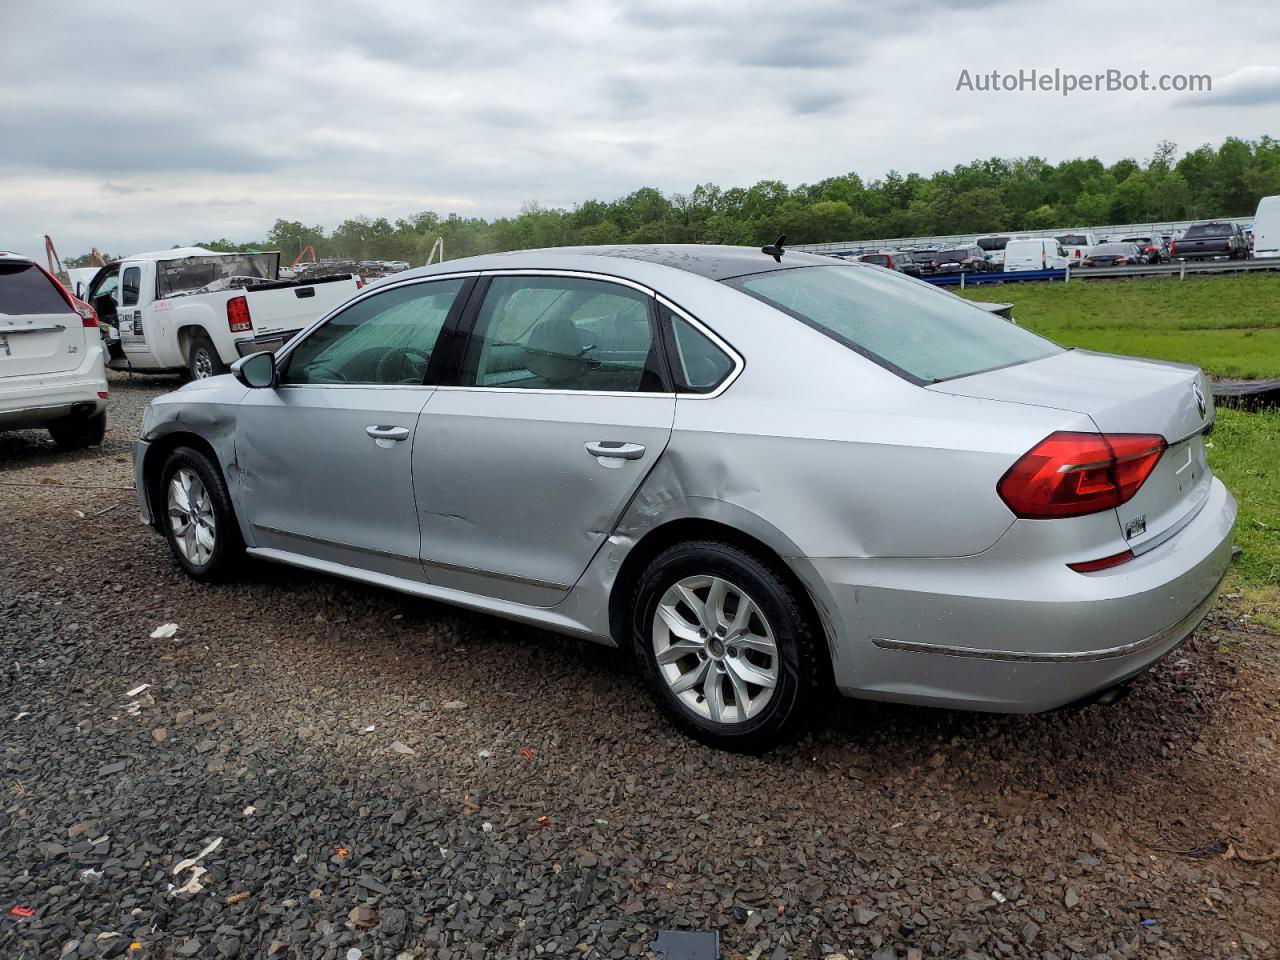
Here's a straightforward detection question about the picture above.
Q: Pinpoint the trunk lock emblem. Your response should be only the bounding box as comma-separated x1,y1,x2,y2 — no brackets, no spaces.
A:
1124,515,1147,540
1192,382,1206,419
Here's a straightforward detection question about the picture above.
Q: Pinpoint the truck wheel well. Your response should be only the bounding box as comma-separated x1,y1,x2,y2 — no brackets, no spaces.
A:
142,432,227,526
607,518,829,667
176,325,211,361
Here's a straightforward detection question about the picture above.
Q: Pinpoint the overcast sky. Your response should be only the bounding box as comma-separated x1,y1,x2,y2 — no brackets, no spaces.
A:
2,0,1277,260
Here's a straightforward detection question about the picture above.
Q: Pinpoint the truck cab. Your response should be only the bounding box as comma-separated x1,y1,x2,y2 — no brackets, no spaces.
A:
87,247,360,379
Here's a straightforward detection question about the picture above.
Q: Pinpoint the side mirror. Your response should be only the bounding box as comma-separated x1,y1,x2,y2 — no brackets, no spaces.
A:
231,351,278,389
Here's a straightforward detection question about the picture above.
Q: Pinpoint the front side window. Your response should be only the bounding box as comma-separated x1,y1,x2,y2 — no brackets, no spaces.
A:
463,275,666,392
727,264,1061,384
121,266,141,307
283,277,466,385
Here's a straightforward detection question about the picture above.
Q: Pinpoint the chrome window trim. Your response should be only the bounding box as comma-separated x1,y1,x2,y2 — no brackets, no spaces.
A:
272,265,745,399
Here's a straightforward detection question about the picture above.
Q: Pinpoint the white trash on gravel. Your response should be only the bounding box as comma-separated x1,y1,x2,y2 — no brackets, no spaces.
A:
125,683,150,697
150,624,179,639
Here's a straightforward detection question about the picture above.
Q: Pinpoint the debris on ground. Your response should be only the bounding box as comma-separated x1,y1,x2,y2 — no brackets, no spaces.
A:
389,740,416,756
650,929,721,960
149,623,179,639
348,904,378,928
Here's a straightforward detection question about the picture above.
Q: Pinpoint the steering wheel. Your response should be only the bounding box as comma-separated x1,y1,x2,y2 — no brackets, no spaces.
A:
375,348,431,384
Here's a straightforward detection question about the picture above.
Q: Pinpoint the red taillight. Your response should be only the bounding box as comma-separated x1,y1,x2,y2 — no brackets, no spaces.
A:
1068,550,1135,573
97,391,109,400
1224,241,1232,252
1170,241,1177,255
1074,248,1083,258
355,279,366,290
997,431,1167,519
73,297,98,327
227,295,252,333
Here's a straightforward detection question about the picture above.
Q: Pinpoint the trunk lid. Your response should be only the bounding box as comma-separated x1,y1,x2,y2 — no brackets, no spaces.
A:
930,349,1215,552
0,261,82,378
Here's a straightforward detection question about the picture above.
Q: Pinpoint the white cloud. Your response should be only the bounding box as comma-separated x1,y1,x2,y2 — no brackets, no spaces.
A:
1,0,1277,260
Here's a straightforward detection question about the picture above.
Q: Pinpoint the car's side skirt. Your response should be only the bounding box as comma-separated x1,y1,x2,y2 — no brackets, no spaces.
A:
245,546,607,643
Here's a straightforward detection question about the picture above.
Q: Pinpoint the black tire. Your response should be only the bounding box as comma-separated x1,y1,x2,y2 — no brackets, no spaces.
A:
158,446,243,581
187,333,227,381
630,540,826,752
48,411,106,449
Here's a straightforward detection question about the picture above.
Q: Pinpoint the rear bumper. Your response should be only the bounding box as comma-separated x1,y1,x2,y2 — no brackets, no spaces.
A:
0,356,107,430
813,477,1237,712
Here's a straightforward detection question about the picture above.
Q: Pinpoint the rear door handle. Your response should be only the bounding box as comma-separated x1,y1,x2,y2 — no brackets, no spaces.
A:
366,425,410,443
585,441,646,460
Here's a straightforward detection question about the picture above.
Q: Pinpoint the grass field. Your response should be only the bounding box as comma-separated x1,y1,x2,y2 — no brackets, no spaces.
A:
961,273,1280,379
961,274,1279,618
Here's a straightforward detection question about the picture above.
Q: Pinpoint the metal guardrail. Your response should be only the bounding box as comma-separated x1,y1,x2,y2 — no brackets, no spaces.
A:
919,258,1280,286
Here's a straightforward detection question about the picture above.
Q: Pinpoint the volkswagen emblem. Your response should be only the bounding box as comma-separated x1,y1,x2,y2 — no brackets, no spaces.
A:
1192,381,1206,420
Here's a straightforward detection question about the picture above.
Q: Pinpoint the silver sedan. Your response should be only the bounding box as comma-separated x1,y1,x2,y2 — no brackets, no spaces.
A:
133,245,1236,750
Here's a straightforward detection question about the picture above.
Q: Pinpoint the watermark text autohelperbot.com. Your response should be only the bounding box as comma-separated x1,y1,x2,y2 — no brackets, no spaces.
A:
956,68,1211,96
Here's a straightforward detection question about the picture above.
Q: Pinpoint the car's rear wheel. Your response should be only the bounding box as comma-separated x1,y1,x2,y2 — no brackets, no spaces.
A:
631,540,824,751
48,411,106,449
187,334,227,381
159,446,242,581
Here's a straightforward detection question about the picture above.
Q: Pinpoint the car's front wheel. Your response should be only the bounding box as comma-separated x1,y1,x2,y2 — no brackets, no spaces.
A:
631,540,825,751
159,446,243,581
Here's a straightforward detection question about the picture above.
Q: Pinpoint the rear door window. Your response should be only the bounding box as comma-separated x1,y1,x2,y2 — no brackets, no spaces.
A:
0,262,72,315
727,264,1060,384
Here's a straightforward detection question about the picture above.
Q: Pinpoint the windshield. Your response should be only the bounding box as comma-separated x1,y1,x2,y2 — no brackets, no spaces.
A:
936,249,969,262
1183,223,1232,239
1057,234,1089,245
976,237,1009,251
156,252,281,299
726,265,1061,384
1090,243,1133,255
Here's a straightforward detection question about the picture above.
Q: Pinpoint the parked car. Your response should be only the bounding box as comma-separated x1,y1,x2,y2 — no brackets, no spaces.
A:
85,247,361,380
1081,242,1146,267
1119,236,1170,263
1,251,108,448
1055,231,1098,267
1002,238,1069,272
1171,221,1249,261
857,250,921,277
1250,195,1280,259
975,236,1013,268
933,246,995,274
133,244,1234,750
909,248,939,275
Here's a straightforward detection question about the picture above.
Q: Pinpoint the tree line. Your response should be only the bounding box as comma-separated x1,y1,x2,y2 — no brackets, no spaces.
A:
74,136,1280,267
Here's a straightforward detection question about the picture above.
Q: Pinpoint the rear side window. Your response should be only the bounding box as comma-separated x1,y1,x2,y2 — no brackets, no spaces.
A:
463,275,666,393
121,266,142,307
0,262,72,315
662,307,735,393
727,264,1061,384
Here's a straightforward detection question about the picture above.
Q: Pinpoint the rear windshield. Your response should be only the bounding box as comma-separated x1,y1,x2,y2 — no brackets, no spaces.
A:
727,265,1061,384
859,254,890,266
157,253,281,299
1057,234,1089,245
936,249,970,262
1183,223,1232,238
1090,243,1134,255
0,262,73,315
976,237,1009,251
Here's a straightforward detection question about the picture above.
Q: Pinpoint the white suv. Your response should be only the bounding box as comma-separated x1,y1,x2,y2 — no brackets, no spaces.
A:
0,251,108,448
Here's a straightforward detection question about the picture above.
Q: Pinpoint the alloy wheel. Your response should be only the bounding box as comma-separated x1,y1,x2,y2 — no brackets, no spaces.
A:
193,350,214,379
652,575,779,724
167,468,217,565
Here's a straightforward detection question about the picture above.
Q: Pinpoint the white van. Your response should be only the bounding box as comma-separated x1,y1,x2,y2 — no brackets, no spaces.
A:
1252,195,1280,259
1003,237,1069,272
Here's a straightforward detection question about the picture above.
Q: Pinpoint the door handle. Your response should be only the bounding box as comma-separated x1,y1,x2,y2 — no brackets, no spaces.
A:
366,425,410,442
585,441,646,460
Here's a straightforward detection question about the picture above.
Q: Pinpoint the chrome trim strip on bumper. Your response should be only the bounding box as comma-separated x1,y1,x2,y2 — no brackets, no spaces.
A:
870,586,1220,663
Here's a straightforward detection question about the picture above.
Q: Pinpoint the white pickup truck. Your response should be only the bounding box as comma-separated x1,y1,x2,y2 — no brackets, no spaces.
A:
86,247,360,379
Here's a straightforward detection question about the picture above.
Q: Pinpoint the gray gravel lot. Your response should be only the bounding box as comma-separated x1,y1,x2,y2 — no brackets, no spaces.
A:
2,374,1278,960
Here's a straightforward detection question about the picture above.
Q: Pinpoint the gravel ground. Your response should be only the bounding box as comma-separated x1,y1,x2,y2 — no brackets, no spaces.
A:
2,373,1279,960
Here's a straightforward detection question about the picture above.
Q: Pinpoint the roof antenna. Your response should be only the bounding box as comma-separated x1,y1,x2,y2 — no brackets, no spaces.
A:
761,234,787,262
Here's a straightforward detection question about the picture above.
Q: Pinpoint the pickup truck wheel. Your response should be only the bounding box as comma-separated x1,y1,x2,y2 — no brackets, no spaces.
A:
188,334,227,381
49,411,106,450
159,446,243,581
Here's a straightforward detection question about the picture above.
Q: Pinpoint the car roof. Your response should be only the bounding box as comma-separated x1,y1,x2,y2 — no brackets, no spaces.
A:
0,251,37,264
395,244,840,285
